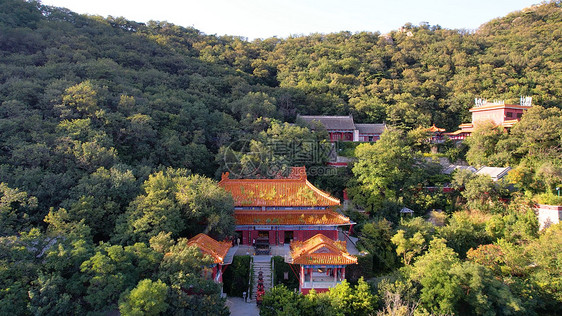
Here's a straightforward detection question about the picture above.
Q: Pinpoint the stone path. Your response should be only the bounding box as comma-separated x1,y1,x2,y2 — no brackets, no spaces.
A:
223,245,238,265
270,244,290,257
339,230,361,255
226,297,259,316
234,245,254,256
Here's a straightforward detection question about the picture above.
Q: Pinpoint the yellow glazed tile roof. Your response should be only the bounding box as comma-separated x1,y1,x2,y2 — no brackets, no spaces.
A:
427,124,446,133
219,167,340,207
187,233,231,264
290,234,357,265
446,129,472,136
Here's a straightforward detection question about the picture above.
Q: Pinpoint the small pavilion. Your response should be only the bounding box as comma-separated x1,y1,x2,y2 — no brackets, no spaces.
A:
187,233,232,283
427,124,446,143
289,234,357,294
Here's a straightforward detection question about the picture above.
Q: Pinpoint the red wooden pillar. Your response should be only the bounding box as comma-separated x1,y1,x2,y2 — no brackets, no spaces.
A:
269,231,275,245
242,231,249,245
251,230,258,245
300,266,305,291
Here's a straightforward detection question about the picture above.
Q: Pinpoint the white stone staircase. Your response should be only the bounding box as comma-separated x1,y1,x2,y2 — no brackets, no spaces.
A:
251,256,272,300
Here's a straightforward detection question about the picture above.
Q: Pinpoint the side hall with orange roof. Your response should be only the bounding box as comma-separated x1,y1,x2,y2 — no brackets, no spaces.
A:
289,233,357,294
219,167,353,247
187,233,233,283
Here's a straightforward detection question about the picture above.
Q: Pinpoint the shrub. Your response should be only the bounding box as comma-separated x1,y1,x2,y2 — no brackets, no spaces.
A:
272,256,299,290
346,253,374,283
222,255,251,297
535,193,562,205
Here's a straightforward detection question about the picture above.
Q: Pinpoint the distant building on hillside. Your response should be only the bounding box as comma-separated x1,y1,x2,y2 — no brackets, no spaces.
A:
446,97,533,140
297,115,386,142
535,204,562,230
475,166,512,181
442,164,477,175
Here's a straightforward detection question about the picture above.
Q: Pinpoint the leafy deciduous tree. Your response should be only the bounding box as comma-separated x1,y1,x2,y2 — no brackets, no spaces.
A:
119,279,168,316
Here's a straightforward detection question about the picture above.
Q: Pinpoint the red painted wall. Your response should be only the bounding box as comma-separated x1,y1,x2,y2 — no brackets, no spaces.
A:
239,229,339,245
472,107,525,125
505,108,524,119
251,231,259,244
472,108,505,125
329,131,354,142
242,231,249,245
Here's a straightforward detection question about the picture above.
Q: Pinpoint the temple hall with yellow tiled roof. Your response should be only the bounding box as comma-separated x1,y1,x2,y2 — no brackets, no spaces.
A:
218,167,353,247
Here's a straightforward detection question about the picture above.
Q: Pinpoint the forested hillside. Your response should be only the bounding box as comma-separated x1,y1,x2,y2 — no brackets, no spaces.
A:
0,0,559,213
0,0,561,314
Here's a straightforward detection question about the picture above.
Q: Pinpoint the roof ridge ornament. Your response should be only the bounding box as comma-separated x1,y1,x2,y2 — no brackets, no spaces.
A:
474,98,487,107
520,96,532,107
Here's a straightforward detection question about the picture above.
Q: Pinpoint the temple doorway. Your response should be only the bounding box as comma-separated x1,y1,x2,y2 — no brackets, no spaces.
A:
284,231,293,244
255,231,270,255
234,231,242,246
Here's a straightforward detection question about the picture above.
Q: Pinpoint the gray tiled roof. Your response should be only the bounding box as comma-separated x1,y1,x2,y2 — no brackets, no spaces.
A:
355,123,386,134
475,167,512,180
298,115,356,130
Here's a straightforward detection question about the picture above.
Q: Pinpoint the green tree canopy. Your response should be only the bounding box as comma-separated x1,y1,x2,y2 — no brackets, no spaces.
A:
409,238,462,314
79,242,161,311
0,182,38,235
119,279,168,316
114,168,234,243
464,121,508,168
